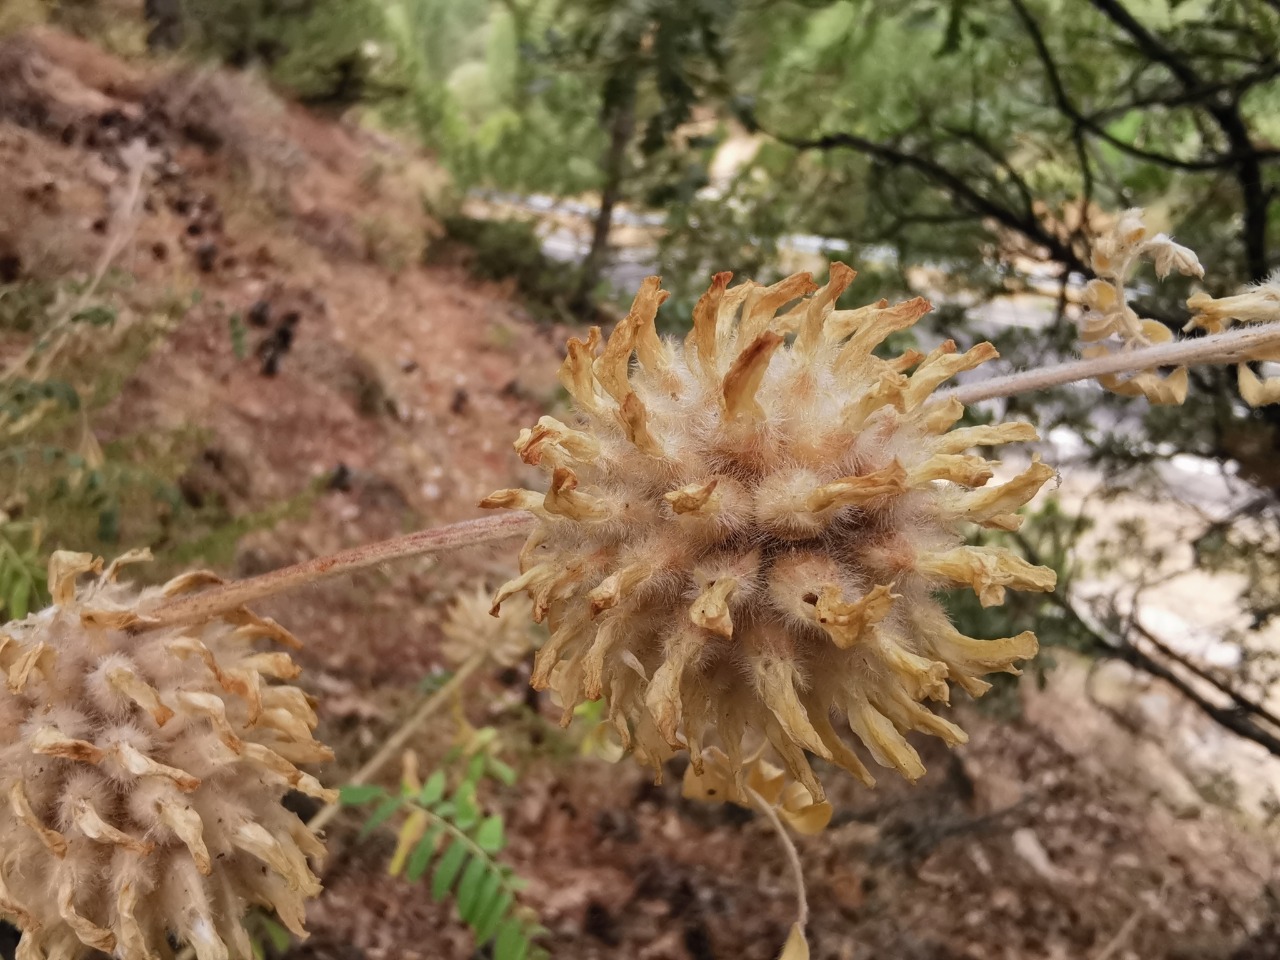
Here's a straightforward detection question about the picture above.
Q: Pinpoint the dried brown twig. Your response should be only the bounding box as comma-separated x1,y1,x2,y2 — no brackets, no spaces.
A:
947,323,1280,405
148,513,536,627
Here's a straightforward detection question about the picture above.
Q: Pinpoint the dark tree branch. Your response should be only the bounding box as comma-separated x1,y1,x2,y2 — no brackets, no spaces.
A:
1087,0,1203,88
1086,62,1280,122
1087,0,1275,280
1010,0,1280,172
942,125,1040,219
1015,534,1280,758
1004,0,1099,253
764,126,1092,277
1132,619,1280,733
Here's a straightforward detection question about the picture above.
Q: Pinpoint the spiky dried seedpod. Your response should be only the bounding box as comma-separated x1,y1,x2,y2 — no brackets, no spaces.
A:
483,265,1057,801
0,551,333,960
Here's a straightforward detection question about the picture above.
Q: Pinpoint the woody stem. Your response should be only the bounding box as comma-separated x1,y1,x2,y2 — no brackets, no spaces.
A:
945,324,1280,405
748,787,809,934
147,512,537,627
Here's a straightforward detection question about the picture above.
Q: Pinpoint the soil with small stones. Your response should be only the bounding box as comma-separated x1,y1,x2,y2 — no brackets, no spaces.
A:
1,27,1277,960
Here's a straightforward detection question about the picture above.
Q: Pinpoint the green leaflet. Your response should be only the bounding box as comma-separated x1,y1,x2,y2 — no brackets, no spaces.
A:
337,744,544,957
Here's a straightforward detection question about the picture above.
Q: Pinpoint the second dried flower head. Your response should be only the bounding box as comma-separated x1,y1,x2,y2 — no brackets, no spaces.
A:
0,552,332,960
484,265,1056,801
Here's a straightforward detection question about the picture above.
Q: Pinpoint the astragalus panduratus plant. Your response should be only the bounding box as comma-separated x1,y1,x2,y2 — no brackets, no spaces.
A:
1,209,1278,960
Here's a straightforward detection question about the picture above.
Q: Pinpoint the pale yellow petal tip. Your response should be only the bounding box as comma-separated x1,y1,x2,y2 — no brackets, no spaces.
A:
1239,364,1280,407
48,551,102,606
778,782,833,836
778,924,810,960
919,545,1056,606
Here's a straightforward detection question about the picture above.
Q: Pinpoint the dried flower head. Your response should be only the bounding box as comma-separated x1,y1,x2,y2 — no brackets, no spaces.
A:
1080,208,1280,407
483,266,1056,800
440,585,536,669
0,551,333,960
1079,208,1205,405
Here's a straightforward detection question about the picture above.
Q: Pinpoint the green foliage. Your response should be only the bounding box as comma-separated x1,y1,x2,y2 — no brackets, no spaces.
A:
0,277,184,562
244,911,293,960
340,733,547,960
228,312,248,361
0,520,46,619
177,0,403,106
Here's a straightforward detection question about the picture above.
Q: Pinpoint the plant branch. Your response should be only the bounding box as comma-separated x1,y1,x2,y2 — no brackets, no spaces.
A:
1085,61,1280,123
1088,0,1202,88
1087,0,1274,280
764,125,1091,277
147,512,537,628
1012,0,1280,172
1014,535,1280,758
1072,598,1280,756
944,324,1280,405
747,787,808,935
1130,619,1280,734
146,329,1280,631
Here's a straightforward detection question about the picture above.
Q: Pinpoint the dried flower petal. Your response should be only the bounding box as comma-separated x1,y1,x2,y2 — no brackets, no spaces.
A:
441,584,537,668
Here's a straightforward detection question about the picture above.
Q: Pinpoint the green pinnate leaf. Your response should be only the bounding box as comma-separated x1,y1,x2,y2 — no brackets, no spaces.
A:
431,840,469,901
474,886,511,945
453,781,479,830
456,856,488,923
340,784,386,806
406,824,443,883
486,757,518,786
494,920,529,960
360,797,403,838
8,577,30,620
475,815,504,853
417,770,447,807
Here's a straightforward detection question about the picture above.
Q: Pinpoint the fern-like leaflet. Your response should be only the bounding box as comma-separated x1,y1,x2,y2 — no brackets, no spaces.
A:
340,746,546,960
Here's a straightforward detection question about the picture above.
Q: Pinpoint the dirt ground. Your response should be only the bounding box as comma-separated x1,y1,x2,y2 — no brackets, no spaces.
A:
1,28,1278,960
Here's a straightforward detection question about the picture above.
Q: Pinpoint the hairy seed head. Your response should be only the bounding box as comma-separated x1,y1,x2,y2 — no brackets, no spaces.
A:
0,551,331,960
484,266,1056,802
